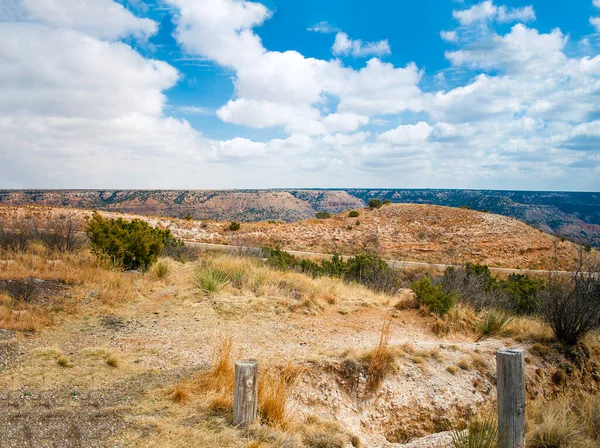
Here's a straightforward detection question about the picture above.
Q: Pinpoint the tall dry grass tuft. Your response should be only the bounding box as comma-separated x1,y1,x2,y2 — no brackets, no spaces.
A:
364,315,394,393
258,364,304,428
528,393,600,447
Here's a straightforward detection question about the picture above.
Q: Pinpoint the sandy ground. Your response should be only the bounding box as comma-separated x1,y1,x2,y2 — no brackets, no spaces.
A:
0,259,523,448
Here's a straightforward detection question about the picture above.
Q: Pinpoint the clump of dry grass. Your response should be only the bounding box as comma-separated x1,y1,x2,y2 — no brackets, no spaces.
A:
500,316,553,342
363,315,394,393
527,393,600,447
300,415,360,448
431,305,478,336
258,364,304,428
153,261,171,280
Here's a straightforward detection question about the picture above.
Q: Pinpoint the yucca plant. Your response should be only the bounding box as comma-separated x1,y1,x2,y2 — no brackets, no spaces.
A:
477,309,514,340
451,417,499,448
192,267,230,296
153,261,171,280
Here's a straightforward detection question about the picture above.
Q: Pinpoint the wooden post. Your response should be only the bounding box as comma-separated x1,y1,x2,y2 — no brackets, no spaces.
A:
496,348,526,448
233,359,258,428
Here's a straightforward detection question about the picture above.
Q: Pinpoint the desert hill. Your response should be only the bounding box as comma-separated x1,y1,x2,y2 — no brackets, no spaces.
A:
0,189,598,247
0,203,583,270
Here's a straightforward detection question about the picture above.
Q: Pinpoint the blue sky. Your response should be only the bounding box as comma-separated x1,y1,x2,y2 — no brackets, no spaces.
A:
1,0,600,190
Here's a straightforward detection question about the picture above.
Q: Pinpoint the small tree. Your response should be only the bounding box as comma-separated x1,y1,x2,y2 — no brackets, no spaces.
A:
229,221,241,231
315,212,331,219
541,268,600,345
368,199,383,209
383,199,392,205
348,210,360,218
412,277,456,315
86,213,167,271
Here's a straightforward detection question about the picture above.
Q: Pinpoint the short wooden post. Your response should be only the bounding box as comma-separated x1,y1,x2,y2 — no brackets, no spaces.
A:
496,348,526,448
233,359,258,428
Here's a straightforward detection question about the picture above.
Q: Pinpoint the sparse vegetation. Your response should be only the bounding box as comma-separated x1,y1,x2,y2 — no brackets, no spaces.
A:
540,267,600,345
229,221,241,231
368,199,383,209
315,212,331,219
348,210,360,218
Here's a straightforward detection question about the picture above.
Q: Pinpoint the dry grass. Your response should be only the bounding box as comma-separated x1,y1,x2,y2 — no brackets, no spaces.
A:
0,248,140,331
362,315,394,393
258,364,304,428
500,316,553,342
430,305,478,337
527,393,600,447
189,254,392,314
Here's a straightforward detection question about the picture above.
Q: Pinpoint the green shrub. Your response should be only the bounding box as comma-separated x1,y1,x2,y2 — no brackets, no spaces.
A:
496,274,544,314
345,252,397,293
192,267,230,296
315,212,331,219
383,199,392,205
320,254,348,278
368,199,383,209
229,221,241,231
348,210,360,218
86,212,168,271
262,247,300,271
411,277,456,315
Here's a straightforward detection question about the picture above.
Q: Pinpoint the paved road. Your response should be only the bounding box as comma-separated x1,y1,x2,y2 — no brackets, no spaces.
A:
184,240,576,276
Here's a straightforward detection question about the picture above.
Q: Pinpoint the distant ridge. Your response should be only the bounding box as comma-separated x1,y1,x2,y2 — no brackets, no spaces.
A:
0,189,598,246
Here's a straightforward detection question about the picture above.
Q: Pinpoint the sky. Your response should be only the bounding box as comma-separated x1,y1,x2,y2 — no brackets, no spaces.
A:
0,0,600,191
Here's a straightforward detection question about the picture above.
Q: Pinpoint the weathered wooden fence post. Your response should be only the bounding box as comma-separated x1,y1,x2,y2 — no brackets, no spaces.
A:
496,348,526,448
233,359,258,428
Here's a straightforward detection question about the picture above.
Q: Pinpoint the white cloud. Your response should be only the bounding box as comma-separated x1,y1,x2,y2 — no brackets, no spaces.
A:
167,0,416,135
177,106,213,115
1,0,599,190
445,24,567,74
453,1,535,26
332,32,391,57
440,30,458,42
496,5,535,23
377,122,432,145
307,21,337,33
594,0,600,8
22,0,157,40
591,16,600,32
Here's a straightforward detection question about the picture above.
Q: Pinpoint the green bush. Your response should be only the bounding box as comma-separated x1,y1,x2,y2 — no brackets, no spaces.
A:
86,212,168,270
411,277,456,315
496,274,544,314
348,210,360,218
345,252,397,293
262,247,300,271
383,199,392,205
368,199,383,209
315,212,331,219
229,221,241,231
